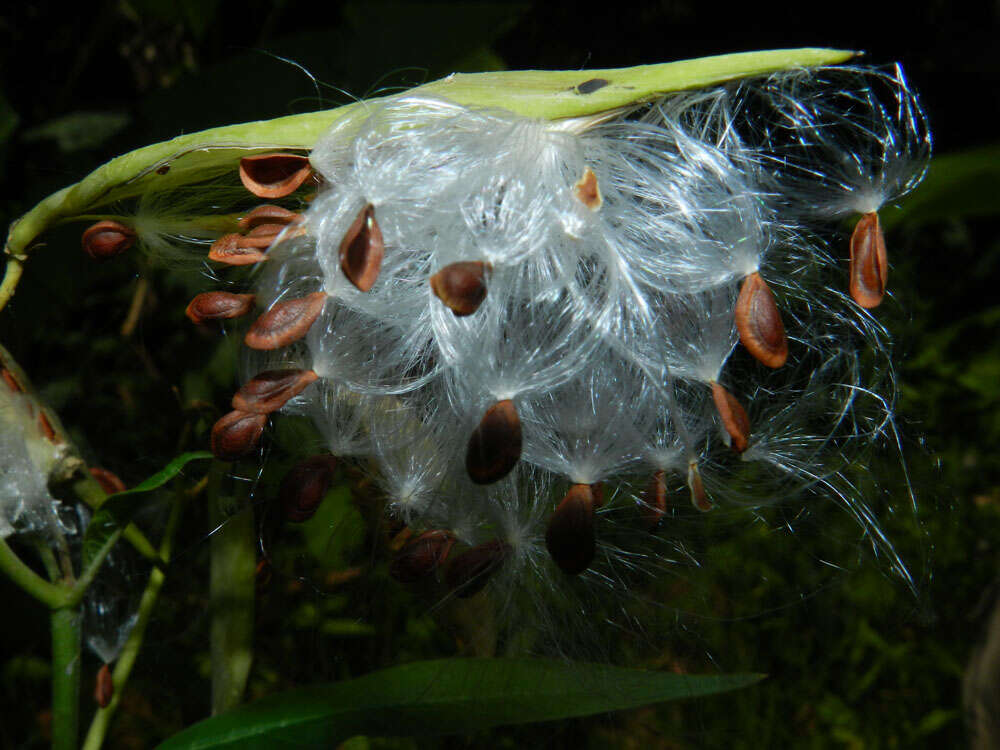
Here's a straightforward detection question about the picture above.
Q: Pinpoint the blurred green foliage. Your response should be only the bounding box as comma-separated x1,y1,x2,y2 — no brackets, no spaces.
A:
1,1,1000,748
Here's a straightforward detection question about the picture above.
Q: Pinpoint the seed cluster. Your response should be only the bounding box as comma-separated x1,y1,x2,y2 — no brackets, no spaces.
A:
78,64,929,627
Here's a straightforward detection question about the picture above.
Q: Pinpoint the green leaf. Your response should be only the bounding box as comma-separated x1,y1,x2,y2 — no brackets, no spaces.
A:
157,658,763,749
81,451,212,569
6,48,854,259
885,146,1000,229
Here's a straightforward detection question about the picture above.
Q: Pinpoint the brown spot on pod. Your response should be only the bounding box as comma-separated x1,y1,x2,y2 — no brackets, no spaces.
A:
185,292,256,324
239,153,313,199
687,460,712,512
545,483,597,575
231,369,319,414
244,292,327,350
735,272,787,368
339,204,384,292
711,382,750,454
210,409,267,461
238,204,301,232
82,220,135,261
465,399,522,485
208,234,270,265
1,368,20,392
255,558,273,591
89,467,126,495
445,539,510,598
849,211,888,309
279,454,339,522
574,167,602,210
429,261,490,316
94,664,113,709
641,470,667,530
390,530,456,584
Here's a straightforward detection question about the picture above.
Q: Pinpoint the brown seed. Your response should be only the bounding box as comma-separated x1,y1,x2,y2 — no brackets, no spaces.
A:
210,409,267,461
38,412,57,442
687,460,712,512
244,292,327,350
1,368,20,392
574,167,602,210
89,467,126,495
641,470,667,530
711,382,750,454
465,399,522,485
279,454,339,522
185,292,256,324
390,530,456,584
94,664,113,709
445,539,510,598
82,220,135,261
239,153,313,199
339,204,384,292
231,369,319,414
849,211,888,309
545,483,597,575
429,261,490,316
208,234,270,265
238,205,301,232
735,272,788,368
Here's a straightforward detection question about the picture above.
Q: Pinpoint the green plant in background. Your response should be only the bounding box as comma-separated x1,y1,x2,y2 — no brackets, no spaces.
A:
0,14,997,747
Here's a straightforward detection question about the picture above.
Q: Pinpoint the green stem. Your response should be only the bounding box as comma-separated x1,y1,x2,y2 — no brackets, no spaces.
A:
81,496,185,750
0,536,70,608
65,530,122,609
72,475,161,564
51,606,82,750
208,462,255,715
0,254,24,313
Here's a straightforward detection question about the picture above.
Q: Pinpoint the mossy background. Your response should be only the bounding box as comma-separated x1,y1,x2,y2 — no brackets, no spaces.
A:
1,1,999,747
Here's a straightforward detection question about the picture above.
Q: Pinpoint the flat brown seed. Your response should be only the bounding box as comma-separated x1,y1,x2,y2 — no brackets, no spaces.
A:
185,292,256,324
687,460,712,512
94,664,113,709
82,220,135,261
545,484,597,575
735,272,788,368
210,410,268,461
339,204,384,292
574,167,602,210
238,205,301,232
279,454,339,522
231,369,319,414
89,467,126,495
239,153,313,199
38,412,57,442
445,539,510,598
208,234,269,265
711,382,750,454
1,368,20,392
849,211,888,309
429,261,490,316
390,530,456,584
465,399,522,485
244,292,327,350
641,470,667,530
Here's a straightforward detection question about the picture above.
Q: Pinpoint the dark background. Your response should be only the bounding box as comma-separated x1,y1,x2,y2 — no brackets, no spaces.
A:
1,1,999,748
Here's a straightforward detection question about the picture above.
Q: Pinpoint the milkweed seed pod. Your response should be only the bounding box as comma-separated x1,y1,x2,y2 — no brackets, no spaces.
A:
6,49,928,657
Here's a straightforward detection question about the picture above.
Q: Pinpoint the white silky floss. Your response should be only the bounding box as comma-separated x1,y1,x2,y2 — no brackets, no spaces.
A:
244,64,929,614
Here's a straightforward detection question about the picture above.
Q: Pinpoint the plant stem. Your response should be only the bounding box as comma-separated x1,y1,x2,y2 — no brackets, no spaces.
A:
0,254,24,312
51,606,82,750
0,536,70,608
72,475,161,564
81,495,185,750
208,461,255,715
